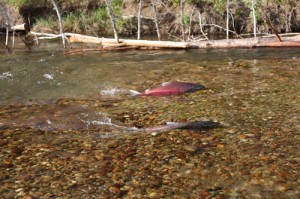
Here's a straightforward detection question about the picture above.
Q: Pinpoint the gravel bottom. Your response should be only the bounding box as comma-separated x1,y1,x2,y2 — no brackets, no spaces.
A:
1,126,299,198
0,95,299,198
1,59,300,198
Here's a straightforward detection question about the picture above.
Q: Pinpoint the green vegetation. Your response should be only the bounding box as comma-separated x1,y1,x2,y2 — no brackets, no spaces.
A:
33,16,55,32
23,0,127,35
60,8,110,34
5,0,47,8
3,0,300,35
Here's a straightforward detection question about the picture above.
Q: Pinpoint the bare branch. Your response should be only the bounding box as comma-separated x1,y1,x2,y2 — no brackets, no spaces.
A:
188,6,195,37
48,0,66,48
180,0,185,41
105,0,119,42
151,0,161,40
226,0,229,40
137,0,142,40
198,10,209,41
252,0,257,38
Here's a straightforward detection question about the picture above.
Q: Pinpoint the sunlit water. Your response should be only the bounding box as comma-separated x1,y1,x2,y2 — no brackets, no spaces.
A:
1,42,300,131
1,46,299,103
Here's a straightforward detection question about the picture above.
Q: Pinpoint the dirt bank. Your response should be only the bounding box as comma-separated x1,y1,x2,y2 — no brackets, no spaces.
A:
2,0,300,37
0,1,23,32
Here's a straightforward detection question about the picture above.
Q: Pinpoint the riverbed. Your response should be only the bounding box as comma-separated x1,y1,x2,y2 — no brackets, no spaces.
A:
0,40,299,198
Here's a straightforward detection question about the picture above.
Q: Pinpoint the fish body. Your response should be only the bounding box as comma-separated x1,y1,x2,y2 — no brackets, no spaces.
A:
144,120,220,132
140,82,205,96
176,120,220,130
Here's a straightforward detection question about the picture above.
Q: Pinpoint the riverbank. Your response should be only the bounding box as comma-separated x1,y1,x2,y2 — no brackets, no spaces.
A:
2,0,300,38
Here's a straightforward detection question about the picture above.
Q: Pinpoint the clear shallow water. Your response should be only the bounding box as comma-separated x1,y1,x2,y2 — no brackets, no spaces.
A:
1,40,300,197
1,45,300,132
1,46,300,104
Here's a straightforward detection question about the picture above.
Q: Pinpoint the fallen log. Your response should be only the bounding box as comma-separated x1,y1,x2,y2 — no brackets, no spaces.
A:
67,32,300,49
11,23,27,31
67,33,189,49
192,38,258,49
193,35,300,49
255,41,300,47
29,31,300,50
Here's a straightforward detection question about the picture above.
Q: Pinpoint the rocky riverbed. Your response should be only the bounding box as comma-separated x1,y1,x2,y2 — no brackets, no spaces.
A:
1,47,300,198
1,80,299,198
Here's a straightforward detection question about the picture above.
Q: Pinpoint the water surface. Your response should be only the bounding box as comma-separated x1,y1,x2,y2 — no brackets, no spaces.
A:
0,40,299,198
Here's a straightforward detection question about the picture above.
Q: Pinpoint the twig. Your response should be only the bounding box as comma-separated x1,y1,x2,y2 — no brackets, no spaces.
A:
157,0,171,13
203,24,242,38
105,0,119,42
167,32,182,41
48,0,66,48
198,10,209,41
30,31,69,43
259,8,281,42
151,0,161,41
180,0,185,41
226,0,229,40
188,6,195,37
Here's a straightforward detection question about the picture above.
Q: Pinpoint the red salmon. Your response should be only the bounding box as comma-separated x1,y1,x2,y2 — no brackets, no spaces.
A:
139,82,205,96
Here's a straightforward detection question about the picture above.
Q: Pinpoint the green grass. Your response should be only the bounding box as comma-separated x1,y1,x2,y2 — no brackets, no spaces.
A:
5,0,47,8
33,16,56,32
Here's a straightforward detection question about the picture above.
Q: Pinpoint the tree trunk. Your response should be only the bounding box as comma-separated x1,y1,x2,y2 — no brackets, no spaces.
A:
105,0,119,42
226,0,229,40
180,0,185,41
137,0,142,40
151,0,161,41
5,27,9,47
252,0,257,38
49,0,65,48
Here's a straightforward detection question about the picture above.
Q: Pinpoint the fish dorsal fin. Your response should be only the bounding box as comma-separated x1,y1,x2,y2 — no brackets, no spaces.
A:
161,82,171,86
166,122,179,126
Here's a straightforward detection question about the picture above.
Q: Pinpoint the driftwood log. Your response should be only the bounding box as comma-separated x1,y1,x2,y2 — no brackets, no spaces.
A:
28,32,300,52
67,33,188,49
195,35,300,48
67,33,300,48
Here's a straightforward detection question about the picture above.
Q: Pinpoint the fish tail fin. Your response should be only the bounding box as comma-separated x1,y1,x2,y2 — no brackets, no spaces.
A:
130,90,142,96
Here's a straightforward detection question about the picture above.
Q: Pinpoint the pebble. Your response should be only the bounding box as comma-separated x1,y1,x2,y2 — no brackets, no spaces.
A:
183,145,198,152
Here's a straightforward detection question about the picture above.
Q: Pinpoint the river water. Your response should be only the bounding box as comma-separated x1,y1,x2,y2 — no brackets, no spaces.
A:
0,39,299,198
